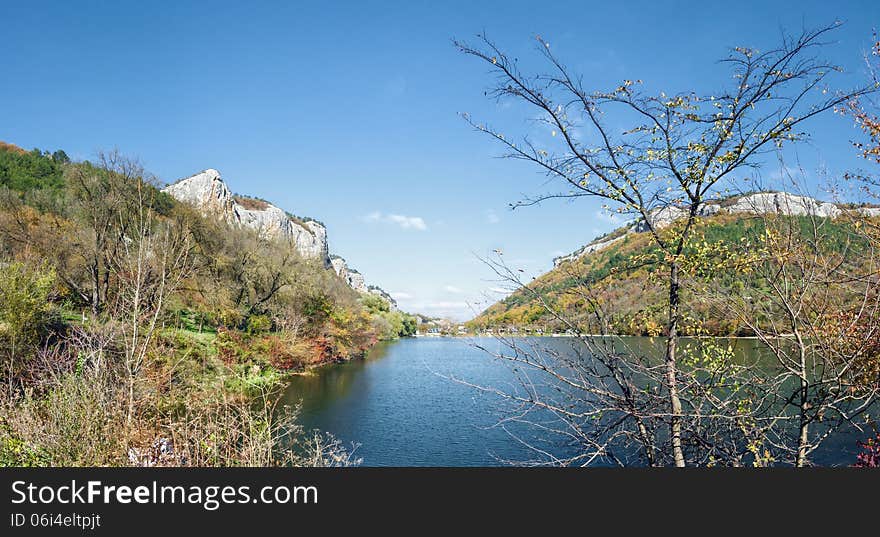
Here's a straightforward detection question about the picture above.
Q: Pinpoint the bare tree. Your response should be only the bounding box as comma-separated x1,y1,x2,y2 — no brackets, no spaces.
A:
457,23,872,465
100,156,196,430
711,182,880,466
58,150,173,317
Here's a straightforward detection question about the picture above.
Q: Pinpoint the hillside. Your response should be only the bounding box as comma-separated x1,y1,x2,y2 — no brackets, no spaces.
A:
469,193,878,336
163,168,397,308
0,141,413,466
0,142,411,349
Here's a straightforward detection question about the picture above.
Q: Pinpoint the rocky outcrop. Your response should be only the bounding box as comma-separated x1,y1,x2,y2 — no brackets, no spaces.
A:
553,232,630,267
163,169,398,301
555,191,880,267
367,285,398,310
635,203,720,232
163,169,330,266
331,257,367,292
331,256,397,309
163,169,238,223
721,191,840,219
857,207,880,217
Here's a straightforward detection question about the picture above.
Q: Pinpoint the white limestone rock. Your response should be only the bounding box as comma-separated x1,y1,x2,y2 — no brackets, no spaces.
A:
635,203,720,232
723,191,841,218
331,257,396,309
331,257,368,293
557,191,875,268
163,169,330,266
856,206,880,217
163,169,237,223
367,286,398,311
553,231,630,267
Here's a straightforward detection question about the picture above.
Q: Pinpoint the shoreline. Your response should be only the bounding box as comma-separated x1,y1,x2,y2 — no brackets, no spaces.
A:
418,333,766,339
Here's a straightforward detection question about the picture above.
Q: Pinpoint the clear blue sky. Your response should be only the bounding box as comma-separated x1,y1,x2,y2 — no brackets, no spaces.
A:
3,0,879,319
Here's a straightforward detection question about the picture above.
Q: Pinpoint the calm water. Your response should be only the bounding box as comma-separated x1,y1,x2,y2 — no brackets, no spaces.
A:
279,336,870,466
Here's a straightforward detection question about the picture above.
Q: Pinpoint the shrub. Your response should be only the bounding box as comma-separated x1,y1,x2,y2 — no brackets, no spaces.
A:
0,429,51,466
855,433,880,467
247,314,272,334
0,262,57,374
3,370,130,466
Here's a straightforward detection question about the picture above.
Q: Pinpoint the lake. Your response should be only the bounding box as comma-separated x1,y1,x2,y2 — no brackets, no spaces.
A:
278,336,870,466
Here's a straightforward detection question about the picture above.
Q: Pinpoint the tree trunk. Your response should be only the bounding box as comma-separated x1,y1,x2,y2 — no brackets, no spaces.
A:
636,418,656,467
796,399,809,467
90,263,101,316
666,262,686,467
796,341,809,467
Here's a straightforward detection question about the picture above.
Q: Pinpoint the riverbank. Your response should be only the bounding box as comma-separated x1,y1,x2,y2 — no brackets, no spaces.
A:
419,331,766,339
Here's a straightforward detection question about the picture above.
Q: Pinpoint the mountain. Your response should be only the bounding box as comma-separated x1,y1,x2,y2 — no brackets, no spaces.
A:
472,191,879,335
163,169,394,303
552,191,880,268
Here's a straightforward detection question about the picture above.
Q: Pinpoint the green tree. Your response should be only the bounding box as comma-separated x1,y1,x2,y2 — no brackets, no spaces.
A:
0,144,65,194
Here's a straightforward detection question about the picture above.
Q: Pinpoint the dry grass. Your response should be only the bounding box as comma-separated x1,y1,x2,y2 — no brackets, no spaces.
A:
233,195,270,211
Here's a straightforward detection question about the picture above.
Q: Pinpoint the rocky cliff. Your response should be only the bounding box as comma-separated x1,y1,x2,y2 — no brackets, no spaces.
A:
164,169,395,304
330,256,398,310
164,169,330,265
554,191,880,267
366,285,399,310
331,256,367,292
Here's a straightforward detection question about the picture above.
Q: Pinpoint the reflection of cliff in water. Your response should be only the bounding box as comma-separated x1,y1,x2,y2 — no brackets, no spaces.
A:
279,340,393,420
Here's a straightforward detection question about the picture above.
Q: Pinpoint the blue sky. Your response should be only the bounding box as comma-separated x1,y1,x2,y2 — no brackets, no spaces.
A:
3,0,879,319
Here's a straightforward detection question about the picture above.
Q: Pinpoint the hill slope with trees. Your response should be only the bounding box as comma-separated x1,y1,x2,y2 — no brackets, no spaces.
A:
469,200,877,336
0,142,413,467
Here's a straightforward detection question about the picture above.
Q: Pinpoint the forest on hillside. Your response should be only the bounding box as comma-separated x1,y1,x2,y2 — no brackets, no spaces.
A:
0,143,414,466
470,211,877,336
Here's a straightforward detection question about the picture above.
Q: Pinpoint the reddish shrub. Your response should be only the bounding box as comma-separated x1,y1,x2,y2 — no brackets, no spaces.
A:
854,433,880,467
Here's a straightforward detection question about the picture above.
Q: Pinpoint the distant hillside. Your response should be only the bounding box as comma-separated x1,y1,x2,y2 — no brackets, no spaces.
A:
469,194,877,336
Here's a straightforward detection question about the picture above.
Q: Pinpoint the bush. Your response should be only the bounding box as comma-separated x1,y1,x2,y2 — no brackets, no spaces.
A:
855,433,880,467
2,371,130,466
247,314,272,334
0,262,57,373
0,429,50,466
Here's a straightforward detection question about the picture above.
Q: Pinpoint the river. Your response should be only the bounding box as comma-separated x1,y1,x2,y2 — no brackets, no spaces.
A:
278,336,871,466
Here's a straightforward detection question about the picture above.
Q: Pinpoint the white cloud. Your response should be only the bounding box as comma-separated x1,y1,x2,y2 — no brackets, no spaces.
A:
486,210,500,224
390,291,413,300
364,211,427,230
488,287,510,294
444,285,463,294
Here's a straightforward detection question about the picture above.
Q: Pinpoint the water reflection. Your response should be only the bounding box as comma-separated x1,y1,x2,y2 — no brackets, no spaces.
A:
279,337,873,466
